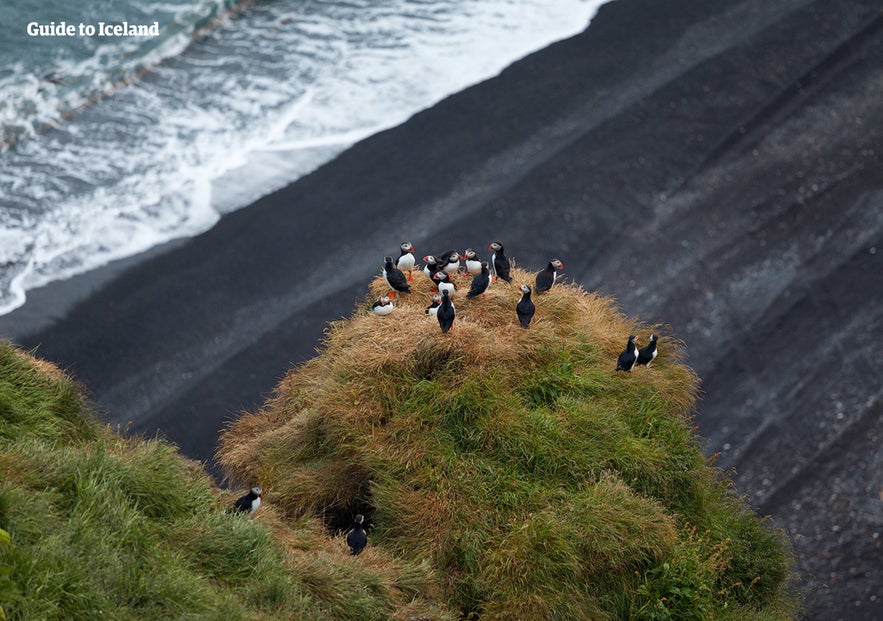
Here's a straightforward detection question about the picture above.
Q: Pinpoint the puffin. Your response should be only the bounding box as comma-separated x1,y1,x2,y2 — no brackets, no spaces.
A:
383,256,412,294
463,248,482,276
425,293,442,316
422,255,440,281
396,242,416,281
436,289,456,333
487,241,512,283
636,334,659,367
432,271,456,297
346,514,368,556
615,335,640,372
466,261,491,298
371,296,394,315
516,284,535,328
231,485,263,515
535,259,563,294
439,250,463,277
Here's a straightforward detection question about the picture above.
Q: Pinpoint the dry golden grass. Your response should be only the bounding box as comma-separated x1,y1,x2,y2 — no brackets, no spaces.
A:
215,266,795,619
219,265,697,492
13,348,69,384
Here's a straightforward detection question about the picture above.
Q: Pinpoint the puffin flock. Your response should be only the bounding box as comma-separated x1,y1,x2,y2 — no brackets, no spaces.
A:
232,241,662,555
374,241,564,334
375,242,660,372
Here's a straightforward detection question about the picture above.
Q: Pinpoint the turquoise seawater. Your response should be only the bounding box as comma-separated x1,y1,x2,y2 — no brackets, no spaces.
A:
1,0,239,144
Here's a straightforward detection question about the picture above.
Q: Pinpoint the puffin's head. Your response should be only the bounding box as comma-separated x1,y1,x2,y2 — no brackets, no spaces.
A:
433,271,448,283
354,514,365,525
379,296,391,306
423,255,437,265
464,248,476,260
650,334,658,342
383,255,394,265
432,293,442,304
401,242,414,253
629,335,639,344
519,284,531,294
251,486,263,498
488,241,502,252
550,258,564,270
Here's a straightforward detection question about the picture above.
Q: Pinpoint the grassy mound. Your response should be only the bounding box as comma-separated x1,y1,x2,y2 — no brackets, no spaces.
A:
219,267,798,620
0,341,454,620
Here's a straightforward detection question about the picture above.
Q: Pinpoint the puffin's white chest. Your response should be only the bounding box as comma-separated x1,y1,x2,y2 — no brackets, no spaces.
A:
372,303,394,315
397,254,415,271
438,281,455,296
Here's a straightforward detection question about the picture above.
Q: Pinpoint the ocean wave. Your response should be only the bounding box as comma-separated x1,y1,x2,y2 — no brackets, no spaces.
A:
0,0,243,147
0,0,603,316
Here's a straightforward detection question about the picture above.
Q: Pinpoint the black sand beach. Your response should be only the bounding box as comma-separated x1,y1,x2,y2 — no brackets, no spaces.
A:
2,0,882,618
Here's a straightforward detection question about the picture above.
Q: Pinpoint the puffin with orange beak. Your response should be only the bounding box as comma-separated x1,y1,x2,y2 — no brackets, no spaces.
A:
488,241,512,283
396,242,416,281
232,486,263,515
535,258,563,294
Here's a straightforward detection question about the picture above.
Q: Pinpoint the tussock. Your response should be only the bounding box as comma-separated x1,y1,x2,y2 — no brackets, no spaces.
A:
218,267,796,619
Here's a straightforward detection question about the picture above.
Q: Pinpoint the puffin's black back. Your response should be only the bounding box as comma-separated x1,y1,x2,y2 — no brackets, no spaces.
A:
383,257,411,294
466,264,490,298
346,519,368,555
492,245,511,282
637,336,658,365
231,490,255,513
516,288,535,328
535,262,556,293
616,336,638,371
437,291,455,333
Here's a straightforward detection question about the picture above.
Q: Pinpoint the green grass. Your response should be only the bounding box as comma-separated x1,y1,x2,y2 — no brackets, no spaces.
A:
0,341,454,620
218,269,800,620
0,267,799,620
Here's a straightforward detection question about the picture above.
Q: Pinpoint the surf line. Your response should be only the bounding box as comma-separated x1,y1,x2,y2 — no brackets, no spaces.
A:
3,0,282,151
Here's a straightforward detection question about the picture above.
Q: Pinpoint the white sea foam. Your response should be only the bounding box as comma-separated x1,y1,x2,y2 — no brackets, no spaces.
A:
0,0,606,316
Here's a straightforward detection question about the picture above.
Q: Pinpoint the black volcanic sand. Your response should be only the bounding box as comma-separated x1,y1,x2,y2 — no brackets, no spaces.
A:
2,0,882,618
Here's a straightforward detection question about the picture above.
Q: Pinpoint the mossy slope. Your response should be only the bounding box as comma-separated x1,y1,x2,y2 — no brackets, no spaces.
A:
0,341,454,620
218,268,798,620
